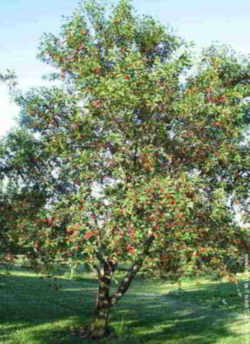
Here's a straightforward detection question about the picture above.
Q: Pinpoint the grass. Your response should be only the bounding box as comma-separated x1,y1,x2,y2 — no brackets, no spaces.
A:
0,265,249,344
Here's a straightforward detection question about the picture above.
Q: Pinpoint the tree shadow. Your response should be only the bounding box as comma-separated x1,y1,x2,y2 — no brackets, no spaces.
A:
0,268,248,344
111,278,249,343
0,268,98,342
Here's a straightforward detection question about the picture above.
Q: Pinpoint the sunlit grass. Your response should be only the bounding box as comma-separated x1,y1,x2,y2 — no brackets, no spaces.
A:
0,265,249,343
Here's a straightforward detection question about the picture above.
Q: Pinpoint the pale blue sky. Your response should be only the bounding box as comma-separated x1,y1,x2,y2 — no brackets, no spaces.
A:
1,0,250,136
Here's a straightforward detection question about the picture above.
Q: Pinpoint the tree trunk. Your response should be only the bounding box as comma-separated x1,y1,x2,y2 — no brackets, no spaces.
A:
87,297,112,338
84,236,154,339
84,260,115,339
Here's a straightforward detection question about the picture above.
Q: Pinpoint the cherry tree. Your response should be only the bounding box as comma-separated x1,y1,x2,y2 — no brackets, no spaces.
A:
4,0,249,338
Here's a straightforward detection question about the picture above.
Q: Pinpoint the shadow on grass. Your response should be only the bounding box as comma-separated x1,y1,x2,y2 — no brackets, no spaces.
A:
0,268,97,342
0,268,248,344
110,278,248,344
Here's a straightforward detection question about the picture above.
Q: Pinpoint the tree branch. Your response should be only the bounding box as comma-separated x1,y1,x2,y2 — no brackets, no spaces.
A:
110,235,154,305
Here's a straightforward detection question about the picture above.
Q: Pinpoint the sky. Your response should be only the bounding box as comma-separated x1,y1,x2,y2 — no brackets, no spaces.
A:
1,0,250,137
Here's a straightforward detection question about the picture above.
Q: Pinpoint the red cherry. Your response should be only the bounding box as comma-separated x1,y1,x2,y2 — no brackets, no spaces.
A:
94,66,100,74
47,218,53,225
93,100,102,108
126,246,136,254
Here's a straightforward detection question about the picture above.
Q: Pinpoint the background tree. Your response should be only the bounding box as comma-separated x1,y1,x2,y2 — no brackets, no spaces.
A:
0,124,82,268
0,70,22,262
0,130,48,263
4,0,249,339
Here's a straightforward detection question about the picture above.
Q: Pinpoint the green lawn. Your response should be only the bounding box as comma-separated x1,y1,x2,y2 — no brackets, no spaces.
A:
0,266,249,344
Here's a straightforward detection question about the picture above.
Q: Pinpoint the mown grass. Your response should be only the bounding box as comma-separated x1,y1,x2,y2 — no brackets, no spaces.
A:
0,265,249,344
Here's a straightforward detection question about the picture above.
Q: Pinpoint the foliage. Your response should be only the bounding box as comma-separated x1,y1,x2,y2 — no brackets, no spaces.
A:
0,69,17,92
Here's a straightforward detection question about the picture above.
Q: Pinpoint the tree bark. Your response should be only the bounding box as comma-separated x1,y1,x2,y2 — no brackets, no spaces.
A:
85,235,154,338
111,235,154,306
88,299,112,338
85,260,115,338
